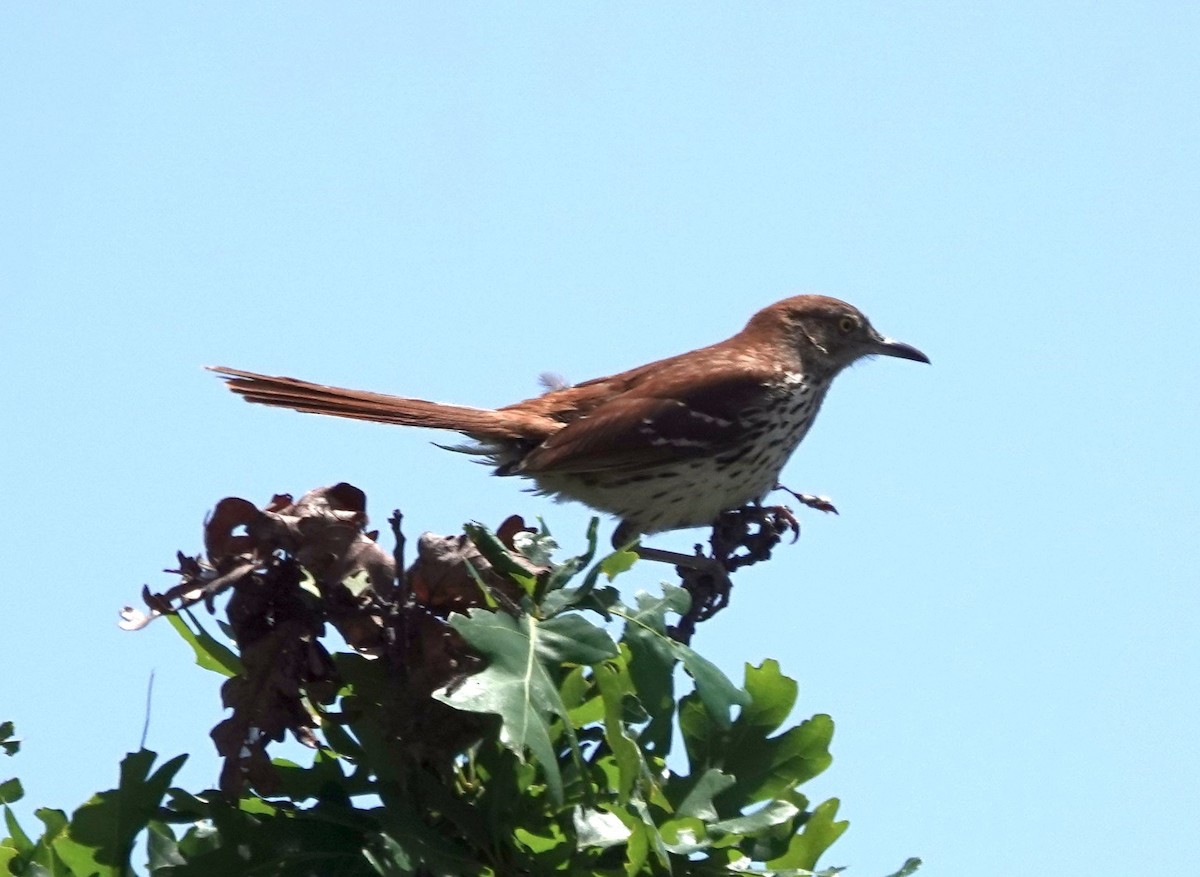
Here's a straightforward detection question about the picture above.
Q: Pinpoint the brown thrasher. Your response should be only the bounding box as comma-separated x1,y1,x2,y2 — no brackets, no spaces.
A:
210,295,927,550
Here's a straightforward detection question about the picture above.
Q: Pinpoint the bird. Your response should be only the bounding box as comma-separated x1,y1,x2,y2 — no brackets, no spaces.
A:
210,294,928,552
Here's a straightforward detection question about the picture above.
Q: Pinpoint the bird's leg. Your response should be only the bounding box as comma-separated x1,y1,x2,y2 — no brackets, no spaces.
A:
613,523,731,582
631,543,726,575
772,484,839,516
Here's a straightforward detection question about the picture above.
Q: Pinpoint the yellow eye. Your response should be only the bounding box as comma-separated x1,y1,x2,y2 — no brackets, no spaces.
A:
838,315,858,334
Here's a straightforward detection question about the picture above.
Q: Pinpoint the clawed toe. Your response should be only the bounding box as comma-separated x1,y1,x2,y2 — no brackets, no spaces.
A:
773,484,839,516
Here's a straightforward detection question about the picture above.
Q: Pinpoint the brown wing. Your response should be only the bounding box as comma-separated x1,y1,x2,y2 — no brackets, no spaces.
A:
516,367,775,475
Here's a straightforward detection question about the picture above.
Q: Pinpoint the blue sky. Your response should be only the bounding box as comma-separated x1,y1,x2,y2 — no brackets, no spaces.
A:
3,3,1198,874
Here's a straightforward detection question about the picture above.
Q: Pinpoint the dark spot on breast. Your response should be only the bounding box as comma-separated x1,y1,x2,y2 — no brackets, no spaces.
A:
716,446,752,465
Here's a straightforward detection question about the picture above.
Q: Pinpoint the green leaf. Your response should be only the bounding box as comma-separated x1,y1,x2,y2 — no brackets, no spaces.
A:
676,646,747,731
715,662,834,807
598,549,638,580
515,524,561,568
617,586,748,733
0,843,17,873
371,799,485,876
68,749,188,869
618,590,679,755
145,819,186,871
709,798,801,838
272,750,368,803
614,806,649,877
543,518,598,589
539,578,621,620
514,823,568,854
172,818,222,863
0,778,23,805
540,532,626,618
562,663,604,727
675,769,735,821
464,522,538,597
469,743,542,855
167,612,242,677
4,804,33,853
362,833,416,877
0,721,18,757
53,830,113,877
34,808,67,841
236,797,277,817
573,806,631,850
675,660,834,815
766,797,849,873
659,815,709,855
740,659,798,733
558,666,591,710
20,808,72,877
885,856,924,876
536,614,622,665
437,607,617,803
161,788,211,824
594,655,645,803
630,796,671,872
566,696,605,729
732,713,834,807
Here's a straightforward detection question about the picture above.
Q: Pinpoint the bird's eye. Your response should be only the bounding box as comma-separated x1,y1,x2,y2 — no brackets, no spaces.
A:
838,316,858,334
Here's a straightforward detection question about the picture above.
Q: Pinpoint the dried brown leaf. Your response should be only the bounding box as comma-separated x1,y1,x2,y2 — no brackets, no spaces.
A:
407,532,523,616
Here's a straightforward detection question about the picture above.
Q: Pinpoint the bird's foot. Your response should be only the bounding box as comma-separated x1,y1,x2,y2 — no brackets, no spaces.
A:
772,484,839,516
710,504,800,569
631,503,807,642
625,500,810,642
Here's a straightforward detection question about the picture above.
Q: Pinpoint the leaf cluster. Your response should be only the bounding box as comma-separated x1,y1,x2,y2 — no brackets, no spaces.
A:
2,485,920,876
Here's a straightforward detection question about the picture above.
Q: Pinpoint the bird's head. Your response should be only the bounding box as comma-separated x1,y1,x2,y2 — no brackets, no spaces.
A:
748,294,930,376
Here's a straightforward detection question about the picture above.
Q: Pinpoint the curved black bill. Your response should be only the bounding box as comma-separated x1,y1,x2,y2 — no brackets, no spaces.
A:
875,337,931,364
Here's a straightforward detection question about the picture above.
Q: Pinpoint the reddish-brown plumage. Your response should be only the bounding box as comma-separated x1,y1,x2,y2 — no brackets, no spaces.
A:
210,295,927,542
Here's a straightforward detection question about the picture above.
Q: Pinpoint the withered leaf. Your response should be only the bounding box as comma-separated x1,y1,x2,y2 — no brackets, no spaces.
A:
407,532,524,616
127,485,545,797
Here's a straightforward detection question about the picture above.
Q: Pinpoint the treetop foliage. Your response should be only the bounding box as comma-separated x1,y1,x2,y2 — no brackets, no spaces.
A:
2,484,920,876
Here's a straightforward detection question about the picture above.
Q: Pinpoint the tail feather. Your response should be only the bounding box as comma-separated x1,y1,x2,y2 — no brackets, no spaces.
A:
207,366,559,442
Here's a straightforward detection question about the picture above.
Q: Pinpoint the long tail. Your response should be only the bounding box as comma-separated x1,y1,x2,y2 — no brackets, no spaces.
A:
208,366,558,442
